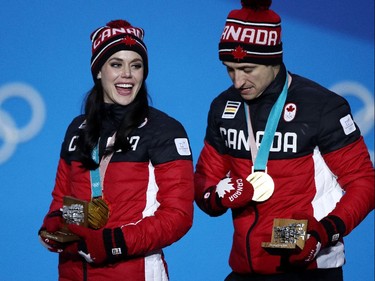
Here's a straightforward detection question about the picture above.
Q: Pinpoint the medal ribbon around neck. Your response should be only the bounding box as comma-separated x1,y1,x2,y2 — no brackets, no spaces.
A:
90,133,116,198
245,73,289,172
88,136,115,229
243,74,289,202
90,145,103,198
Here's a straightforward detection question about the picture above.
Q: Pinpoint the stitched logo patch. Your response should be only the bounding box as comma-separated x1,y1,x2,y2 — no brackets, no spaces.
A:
340,114,356,135
174,138,191,156
112,248,122,255
222,101,241,119
283,103,297,122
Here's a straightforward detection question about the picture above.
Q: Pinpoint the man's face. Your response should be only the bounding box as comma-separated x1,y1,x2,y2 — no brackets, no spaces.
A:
223,61,279,101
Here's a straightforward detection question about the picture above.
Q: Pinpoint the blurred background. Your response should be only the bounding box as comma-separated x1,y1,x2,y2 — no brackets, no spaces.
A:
0,0,373,280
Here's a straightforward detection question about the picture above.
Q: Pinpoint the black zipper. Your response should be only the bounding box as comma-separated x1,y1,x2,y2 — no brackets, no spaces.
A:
82,260,87,281
246,205,259,273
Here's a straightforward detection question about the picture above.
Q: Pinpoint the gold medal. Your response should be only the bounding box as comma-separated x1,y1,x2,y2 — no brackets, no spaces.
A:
246,171,274,202
88,198,110,229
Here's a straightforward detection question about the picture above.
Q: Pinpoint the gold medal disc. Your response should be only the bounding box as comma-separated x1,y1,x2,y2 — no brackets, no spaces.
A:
88,198,110,229
246,171,275,202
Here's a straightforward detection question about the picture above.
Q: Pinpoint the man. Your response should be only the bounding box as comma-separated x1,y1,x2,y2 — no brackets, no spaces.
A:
194,0,374,280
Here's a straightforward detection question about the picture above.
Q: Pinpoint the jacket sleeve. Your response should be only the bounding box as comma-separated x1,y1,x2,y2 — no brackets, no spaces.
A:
195,142,231,216
120,159,194,256
323,137,374,235
120,117,194,256
194,99,232,216
43,116,84,214
317,93,374,235
48,158,71,212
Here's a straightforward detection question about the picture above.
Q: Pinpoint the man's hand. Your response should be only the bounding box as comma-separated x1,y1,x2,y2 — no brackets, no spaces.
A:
288,213,345,266
215,170,257,208
216,171,274,208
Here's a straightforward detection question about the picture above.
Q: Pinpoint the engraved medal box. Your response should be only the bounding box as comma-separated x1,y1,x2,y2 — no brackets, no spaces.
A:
40,196,88,243
261,218,308,250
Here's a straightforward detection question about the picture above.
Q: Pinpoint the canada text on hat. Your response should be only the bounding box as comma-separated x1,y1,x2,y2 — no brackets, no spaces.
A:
92,27,145,51
219,0,283,65
90,20,148,80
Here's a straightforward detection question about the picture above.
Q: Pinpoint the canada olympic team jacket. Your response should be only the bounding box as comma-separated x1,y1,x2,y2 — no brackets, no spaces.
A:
194,64,374,274
46,106,194,281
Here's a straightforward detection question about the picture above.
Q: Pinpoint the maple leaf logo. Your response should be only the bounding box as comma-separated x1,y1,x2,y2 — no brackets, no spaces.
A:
232,45,247,61
286,104,295,112
283,103,297,122
123,35,137,46
216,177,235,198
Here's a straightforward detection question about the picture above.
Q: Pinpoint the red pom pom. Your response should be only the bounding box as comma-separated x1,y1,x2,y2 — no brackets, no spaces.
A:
90,20,133,42
241,0,272,10
106,19,132,28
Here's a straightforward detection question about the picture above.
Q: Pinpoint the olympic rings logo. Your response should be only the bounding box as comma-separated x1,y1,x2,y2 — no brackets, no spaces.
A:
0,82,46,164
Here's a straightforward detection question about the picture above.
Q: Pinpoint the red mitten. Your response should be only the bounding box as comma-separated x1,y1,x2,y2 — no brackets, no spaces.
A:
216,173,255,208
68,224,127,264
39,235,78,255
288,213,345,266
216,171,274,208
43,210,63,233
39,210,64,253
39,235,65,253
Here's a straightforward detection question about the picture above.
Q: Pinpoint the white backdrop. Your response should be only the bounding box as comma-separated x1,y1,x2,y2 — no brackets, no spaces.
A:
0,1,373,280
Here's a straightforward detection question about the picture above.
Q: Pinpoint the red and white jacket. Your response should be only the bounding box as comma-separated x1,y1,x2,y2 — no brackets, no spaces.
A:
194,64,374,274
44,106,194,281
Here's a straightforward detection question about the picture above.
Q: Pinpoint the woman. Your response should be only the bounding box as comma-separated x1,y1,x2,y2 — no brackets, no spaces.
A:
39,19,194,281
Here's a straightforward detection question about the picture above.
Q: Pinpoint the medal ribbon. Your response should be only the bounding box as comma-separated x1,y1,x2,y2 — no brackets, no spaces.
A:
90,145,103,198
90,134,115,198
245,74,289,172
